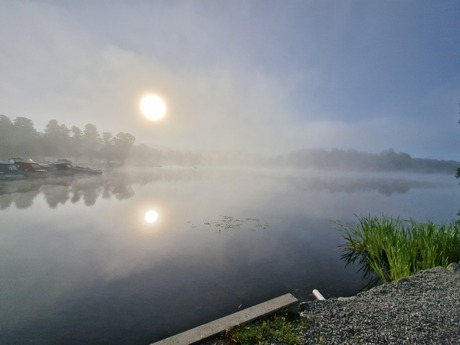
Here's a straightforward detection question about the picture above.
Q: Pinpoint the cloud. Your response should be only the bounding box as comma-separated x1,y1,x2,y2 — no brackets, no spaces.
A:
3,39,299,153
97,46,301,153
1,1,459,159
288,116,458,159
0,1,304,154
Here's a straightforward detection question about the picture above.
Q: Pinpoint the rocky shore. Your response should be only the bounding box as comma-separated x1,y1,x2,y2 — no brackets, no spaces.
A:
204,263,460,344
298,263,460,345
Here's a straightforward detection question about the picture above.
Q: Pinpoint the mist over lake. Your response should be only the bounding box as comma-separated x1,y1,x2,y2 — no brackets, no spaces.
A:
1,167,458,344
2,1,460,344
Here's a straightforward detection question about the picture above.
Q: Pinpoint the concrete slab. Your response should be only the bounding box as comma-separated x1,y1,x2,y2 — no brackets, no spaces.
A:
150,293,298,345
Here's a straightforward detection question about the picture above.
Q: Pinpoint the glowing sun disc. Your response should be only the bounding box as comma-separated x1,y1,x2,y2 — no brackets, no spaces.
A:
140,94,166,121
144,210,159,224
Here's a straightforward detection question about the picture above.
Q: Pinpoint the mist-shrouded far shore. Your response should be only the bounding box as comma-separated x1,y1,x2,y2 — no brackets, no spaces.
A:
0,114,459,175
0,115,460,175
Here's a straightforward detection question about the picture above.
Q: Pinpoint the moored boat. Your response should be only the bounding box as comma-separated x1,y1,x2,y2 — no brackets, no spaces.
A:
8,158,49,178
74,165,103,175
0,161,25,180
47,159,76,176
49,159,102,175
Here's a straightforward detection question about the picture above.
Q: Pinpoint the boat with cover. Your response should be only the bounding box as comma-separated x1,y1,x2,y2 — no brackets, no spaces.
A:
51,159,102,175
46,159,76,176
0,161,25,180
8,158,48,178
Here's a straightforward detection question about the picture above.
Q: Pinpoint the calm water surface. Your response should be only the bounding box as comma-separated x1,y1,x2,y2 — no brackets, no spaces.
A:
1,167,458,344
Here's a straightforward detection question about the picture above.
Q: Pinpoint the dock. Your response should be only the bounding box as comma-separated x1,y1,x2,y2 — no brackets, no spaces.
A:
150,293,299,345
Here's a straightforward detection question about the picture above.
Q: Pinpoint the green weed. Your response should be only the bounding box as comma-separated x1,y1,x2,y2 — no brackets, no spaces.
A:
221,312,306,345
340,215,460,282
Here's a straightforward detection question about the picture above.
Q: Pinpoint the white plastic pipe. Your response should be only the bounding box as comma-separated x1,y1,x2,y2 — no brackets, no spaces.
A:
312,289,326,301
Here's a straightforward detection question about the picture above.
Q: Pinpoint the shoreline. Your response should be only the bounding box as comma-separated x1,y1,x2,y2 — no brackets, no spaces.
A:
298,263,460,344
203,263,460,345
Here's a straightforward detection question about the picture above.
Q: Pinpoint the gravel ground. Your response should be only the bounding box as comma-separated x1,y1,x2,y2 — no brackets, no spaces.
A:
298,263,460,345
203,263,460,345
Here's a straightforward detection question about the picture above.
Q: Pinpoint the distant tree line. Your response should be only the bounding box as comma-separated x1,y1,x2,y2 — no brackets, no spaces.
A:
1,114,457,171
274,148,459,174
0,115,136,163
0,114,212,166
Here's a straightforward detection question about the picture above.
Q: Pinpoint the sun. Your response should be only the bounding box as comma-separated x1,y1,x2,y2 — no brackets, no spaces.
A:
139,94,167,121
144,209,159,224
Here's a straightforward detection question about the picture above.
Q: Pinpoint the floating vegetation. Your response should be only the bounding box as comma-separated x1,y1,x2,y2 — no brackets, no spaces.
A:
188,215,268,232
186,220,197,228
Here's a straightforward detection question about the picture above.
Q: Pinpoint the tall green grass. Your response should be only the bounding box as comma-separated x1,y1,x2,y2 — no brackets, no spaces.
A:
340,215,460,282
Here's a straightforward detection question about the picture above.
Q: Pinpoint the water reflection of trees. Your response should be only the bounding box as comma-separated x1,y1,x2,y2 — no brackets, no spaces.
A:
0,168,203,210
0,175,135,210
0,168,441,210
286,173,434,196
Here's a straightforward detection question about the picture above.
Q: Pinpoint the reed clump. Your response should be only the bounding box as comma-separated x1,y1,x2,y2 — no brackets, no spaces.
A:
340,215,460,282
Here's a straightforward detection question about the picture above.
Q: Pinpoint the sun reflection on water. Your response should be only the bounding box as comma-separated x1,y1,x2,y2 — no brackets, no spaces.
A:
137,205,165,234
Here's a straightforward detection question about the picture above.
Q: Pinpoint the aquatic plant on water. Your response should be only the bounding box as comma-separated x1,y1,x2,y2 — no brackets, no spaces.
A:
187,215,268,232
339,215,460,282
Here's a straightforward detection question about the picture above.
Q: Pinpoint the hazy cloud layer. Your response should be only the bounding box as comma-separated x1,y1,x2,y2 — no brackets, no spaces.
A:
1,1,459,158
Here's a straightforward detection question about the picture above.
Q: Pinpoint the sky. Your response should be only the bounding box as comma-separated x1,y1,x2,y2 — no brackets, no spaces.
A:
1,0,459,159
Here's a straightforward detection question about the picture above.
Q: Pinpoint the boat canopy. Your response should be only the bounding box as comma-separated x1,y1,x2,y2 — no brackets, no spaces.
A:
0,161,20,170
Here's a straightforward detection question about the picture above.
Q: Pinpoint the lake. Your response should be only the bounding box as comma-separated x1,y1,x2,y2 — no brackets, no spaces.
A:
1,167,458,344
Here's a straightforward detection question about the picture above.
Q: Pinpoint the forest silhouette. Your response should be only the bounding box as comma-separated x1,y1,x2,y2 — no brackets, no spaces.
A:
1,114,458,171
